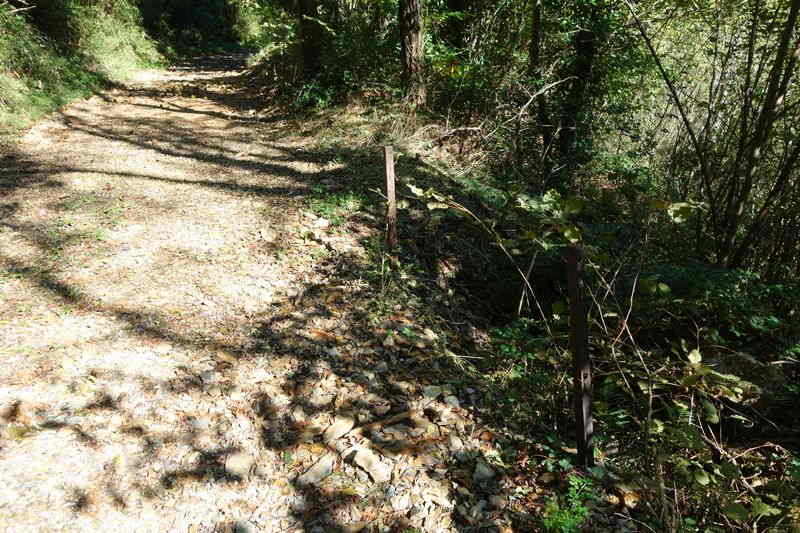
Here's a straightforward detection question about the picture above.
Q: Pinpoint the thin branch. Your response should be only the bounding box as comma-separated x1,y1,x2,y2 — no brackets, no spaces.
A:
622,0,714,200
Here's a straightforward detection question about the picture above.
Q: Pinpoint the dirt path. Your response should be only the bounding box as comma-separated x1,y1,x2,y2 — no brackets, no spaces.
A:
0,57,518,532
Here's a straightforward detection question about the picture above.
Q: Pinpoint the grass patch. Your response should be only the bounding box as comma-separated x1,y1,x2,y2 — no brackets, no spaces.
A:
308,186,368,227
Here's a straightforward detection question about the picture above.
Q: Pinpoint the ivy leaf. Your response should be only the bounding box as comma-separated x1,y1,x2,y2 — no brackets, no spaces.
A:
751,497,781,517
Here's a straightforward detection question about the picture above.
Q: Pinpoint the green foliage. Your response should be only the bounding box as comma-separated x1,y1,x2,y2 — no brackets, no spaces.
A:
542,474,599,532
0,0,162,139
138,0,241,56
308,186,369,227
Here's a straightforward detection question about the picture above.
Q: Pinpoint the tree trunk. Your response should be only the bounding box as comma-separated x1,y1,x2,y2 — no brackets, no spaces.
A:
556,4,603,189
298,0,323,79
399,0,426,106
529,0,553,172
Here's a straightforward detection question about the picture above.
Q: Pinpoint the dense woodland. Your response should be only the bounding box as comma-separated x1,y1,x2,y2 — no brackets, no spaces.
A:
1,0,800,531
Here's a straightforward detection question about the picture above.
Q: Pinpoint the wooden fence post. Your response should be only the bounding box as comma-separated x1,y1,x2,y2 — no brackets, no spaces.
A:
567,244,594,468
384,146,398,251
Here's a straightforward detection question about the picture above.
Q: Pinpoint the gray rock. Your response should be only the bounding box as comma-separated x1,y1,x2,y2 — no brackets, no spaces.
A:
473,460,495,482
352,447,391,483
489,495,505,508
455,450,472,463
296,454,335,486
323,416,354,444
233,521,258,533
374,361,389,373
443,395,460,409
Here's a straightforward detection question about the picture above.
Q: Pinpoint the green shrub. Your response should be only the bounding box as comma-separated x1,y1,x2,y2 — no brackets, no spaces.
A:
542,474,599,532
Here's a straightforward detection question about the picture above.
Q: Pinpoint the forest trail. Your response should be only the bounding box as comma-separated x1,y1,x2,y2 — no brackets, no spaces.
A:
0,57,518,532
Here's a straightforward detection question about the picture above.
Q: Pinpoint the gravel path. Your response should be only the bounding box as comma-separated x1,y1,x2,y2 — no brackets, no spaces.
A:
0,57,518,532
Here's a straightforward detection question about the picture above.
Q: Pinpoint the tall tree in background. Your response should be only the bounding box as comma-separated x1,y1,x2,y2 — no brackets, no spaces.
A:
529,0,552,165
555,2,606,188
297,0,323,78
399,0,425,106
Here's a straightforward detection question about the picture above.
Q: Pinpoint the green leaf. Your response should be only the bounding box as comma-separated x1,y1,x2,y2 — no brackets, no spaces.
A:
408,184,424,196
563,226,580,243
693,469,710,485
723,502,749,522
719,461,741,480
687,349,702,365
701,399,719,424
680,374,701,386
751,497,781,517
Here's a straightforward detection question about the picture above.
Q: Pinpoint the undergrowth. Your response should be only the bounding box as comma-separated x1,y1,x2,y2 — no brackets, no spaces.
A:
288,99,800,531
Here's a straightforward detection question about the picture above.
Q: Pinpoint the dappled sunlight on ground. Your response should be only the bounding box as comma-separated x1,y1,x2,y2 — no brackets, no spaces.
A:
0,56,530,532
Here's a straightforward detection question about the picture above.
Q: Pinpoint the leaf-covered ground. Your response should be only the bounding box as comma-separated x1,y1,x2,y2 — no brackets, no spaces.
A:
0,55,535,533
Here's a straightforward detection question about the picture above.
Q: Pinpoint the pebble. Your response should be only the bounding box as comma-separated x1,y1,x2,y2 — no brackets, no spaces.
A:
258,228,278,242
473,460,495,482
323,416,354,444
296,454,335,486
233,521,258,533
391,493,410,511
374,404,391,416
443,395,460,409
352,447,391,483
225,452,254,479
374,361,389,373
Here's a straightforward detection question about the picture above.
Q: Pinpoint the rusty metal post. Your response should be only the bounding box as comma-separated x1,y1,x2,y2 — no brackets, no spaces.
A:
567,244,594,468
